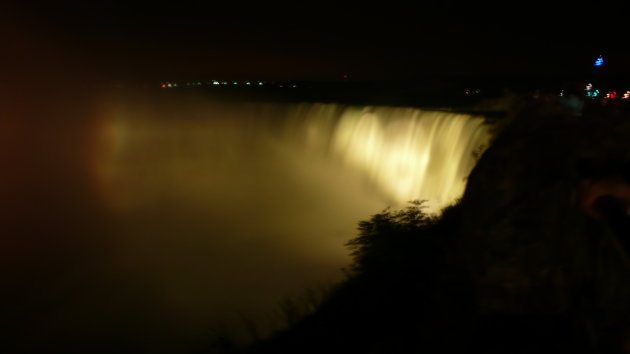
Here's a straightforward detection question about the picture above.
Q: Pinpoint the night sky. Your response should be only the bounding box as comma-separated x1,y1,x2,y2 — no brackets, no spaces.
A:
5,1,629,84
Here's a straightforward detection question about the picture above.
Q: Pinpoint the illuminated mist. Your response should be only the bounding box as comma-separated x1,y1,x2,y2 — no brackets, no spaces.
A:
95,94,490,343
97,96,490,213
4,90,491,352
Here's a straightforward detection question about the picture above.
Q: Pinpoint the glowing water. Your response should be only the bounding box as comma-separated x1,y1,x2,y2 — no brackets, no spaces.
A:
91,97,491,342
317,105,489,211
5,93,491,351
98,99,491,214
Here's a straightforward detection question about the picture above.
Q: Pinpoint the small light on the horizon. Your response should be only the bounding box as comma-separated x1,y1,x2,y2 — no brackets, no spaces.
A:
594,55,604,67
258,82,264,86
586,89,600,97
623,91,630,99
605,91,618,99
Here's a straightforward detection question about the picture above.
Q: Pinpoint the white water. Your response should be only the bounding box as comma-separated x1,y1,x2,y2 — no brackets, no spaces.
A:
4,92,491,352
88,96,491,344
97,99,490,214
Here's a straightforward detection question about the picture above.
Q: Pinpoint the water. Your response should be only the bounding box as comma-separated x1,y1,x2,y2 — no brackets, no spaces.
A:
96,95,490,213
3,91,491,352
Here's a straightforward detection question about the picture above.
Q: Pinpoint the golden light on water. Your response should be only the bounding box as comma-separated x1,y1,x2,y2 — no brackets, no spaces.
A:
329,106,490,211
4,91,492,351
85,99,491,343
96,100,491,214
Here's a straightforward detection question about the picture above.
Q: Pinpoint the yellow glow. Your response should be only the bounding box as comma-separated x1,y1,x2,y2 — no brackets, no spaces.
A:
96,101,490,214
329,107,490,212
86,98,491,343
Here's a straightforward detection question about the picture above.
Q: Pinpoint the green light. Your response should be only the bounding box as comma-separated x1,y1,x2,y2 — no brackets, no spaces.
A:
222,82,228,85
246,82,251,86
258,82,264,86
212,81,220,85
233,81,238,85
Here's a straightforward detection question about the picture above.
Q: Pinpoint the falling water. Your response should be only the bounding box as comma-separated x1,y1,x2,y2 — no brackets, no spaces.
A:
5,91,492,352
97,97,491,214
89,94,491,343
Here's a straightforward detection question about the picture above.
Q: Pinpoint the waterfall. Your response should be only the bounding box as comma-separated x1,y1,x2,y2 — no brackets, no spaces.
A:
96,99,491,214
277,104,491,211
16,94,491,350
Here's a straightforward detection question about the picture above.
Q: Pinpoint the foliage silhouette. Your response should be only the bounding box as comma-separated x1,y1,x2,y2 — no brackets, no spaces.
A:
247,200,478,354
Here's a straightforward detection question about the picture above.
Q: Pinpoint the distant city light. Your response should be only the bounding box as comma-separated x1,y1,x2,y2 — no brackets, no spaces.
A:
586,89,600,97
624,91,630,99
605,91,618,99
159,79,280,88
594,55,604,67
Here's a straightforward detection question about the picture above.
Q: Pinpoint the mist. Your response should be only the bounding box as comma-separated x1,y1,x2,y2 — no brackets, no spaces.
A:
1,84,490,352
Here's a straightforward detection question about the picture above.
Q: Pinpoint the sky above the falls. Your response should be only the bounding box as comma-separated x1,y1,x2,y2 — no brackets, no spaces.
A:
5,1,630,83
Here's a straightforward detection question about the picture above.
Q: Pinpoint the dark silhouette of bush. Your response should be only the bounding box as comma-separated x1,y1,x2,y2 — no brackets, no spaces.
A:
246,200,477,354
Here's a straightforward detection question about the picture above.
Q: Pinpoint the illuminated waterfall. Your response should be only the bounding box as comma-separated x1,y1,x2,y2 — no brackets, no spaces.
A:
96,100,491,214
89,98,492,342
300,105,490,211
11,96,493,349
